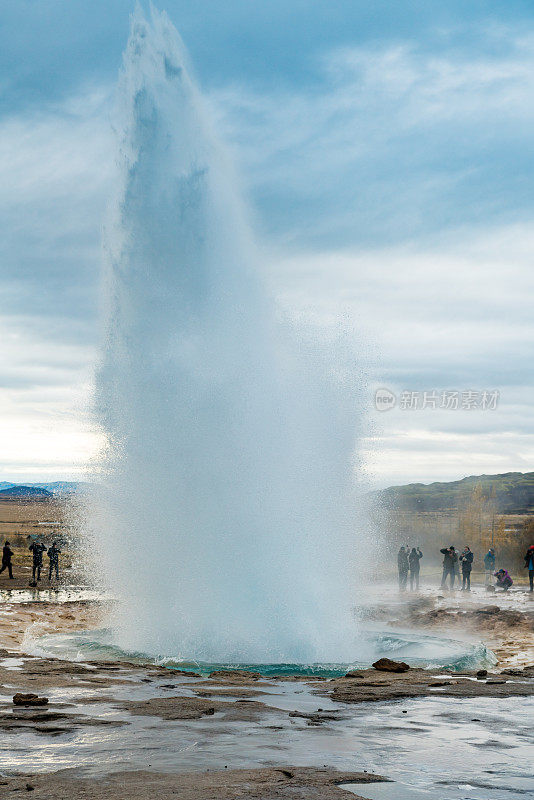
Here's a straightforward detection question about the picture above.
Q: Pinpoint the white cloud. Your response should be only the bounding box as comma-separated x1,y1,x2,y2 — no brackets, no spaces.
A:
1,30,534,486
0,316,103,482
268,224,534,486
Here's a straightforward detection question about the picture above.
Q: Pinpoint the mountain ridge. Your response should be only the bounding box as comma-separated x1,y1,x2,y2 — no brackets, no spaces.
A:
375,471,534,513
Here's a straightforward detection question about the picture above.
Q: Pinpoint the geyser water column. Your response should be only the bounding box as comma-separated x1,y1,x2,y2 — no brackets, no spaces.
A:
89,5,367,663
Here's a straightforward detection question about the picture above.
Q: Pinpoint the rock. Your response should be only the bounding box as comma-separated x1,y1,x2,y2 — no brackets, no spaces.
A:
288,710,343,726
343,670,365,678
476,670,488,679
13,694,48,706
116,696,268,722
208,669,262,681
485,585,496,592
476,606,500,615
499,610,523,625
372,658,410,673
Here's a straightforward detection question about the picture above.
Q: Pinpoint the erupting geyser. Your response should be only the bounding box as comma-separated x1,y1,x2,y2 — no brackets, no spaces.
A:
87,5,368,663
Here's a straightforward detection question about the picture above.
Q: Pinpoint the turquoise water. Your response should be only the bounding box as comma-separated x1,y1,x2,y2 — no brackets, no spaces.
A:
24,626,496,675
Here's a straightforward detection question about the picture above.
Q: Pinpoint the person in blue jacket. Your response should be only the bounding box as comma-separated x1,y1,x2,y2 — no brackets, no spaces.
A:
524,545,534,592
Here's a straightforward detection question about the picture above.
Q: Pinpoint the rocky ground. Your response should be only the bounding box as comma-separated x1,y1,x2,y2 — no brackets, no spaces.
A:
0,767,386,800
363,590,534,669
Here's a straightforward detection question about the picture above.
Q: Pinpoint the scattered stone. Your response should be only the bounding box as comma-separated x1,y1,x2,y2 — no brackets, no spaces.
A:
13,694,48,706
372,658,410,673
476,670,488,679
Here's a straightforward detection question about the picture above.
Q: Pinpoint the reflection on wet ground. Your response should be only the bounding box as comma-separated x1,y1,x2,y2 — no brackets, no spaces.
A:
0,587,108,604
0,671,531,800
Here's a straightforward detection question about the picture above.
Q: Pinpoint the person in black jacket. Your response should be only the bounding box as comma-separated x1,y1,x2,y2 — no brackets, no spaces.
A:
0,541,14,579
29,540,47,582
408,547,423,590
459,546,474,591
397,547,409,591
440,546,457,589
47,542,61,581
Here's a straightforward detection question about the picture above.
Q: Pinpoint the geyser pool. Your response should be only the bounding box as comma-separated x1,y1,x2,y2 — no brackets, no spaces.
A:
22,626,497,675
84,6,369,664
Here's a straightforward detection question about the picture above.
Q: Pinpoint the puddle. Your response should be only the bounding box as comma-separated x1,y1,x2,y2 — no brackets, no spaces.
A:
0,658,24,670
344,782,432,799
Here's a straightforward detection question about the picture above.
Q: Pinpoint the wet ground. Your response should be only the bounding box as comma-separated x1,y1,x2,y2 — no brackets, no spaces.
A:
0,664,532,799
0,582,532,799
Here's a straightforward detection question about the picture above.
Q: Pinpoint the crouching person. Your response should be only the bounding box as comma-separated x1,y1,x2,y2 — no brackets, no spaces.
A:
494,568,513,591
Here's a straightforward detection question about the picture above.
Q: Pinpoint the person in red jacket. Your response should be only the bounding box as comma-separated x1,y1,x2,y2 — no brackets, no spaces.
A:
524,545,534,592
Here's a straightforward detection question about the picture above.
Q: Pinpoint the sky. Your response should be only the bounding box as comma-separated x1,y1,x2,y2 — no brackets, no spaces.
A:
1,0,534,487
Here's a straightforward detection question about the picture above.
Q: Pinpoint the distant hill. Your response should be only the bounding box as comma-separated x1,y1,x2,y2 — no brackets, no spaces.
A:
0,481,83,496
376,471,534,514
0,485,53,500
